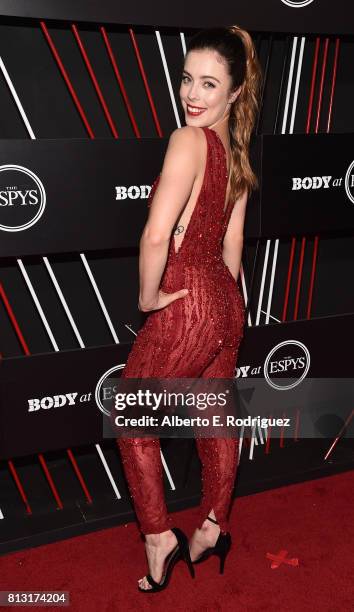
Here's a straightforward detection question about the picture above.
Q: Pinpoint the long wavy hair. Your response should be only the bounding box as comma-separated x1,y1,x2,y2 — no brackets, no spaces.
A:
185,25,263,203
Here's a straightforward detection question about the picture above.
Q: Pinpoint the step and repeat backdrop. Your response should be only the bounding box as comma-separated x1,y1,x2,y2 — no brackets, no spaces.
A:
0,0,352,34
0,1,354,553
1,313,354,459
0,132,354,259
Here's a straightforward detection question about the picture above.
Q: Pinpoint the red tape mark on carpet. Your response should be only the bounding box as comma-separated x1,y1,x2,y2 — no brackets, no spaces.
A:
266,549,299,569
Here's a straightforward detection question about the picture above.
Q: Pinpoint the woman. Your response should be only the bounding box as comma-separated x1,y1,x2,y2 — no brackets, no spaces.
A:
116,24,262,592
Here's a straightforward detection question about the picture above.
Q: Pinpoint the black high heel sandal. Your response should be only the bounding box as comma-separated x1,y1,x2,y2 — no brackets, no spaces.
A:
191,515,232,575
138,526,195,592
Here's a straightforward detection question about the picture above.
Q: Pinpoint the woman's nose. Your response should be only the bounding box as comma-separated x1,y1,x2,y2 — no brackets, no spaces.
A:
187,85,200,101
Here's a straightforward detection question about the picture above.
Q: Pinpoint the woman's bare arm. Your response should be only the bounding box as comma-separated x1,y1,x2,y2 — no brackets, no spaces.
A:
138,126,200,310
222,188,248,282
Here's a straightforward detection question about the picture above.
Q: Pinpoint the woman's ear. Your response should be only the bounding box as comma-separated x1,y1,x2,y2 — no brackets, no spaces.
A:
229,85,242,105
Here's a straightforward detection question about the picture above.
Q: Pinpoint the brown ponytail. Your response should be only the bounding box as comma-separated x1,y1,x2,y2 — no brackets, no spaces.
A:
186,25,263,204
227,25,262,202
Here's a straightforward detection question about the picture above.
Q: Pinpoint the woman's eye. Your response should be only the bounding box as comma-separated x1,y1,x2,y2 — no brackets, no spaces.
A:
181,76,215,88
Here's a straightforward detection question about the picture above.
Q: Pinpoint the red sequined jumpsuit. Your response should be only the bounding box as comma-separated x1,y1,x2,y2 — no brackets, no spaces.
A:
117,126,246,535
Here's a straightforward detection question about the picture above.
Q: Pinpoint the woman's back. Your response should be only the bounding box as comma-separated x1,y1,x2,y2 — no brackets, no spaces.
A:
121,126,245,379
149,126,234,273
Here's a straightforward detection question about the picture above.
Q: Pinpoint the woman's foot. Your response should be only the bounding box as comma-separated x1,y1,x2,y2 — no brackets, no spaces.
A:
189,517,221,562
138,529,178,591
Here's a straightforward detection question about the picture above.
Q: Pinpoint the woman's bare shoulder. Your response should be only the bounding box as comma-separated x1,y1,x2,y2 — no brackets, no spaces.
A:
158,126,203,184
168,125,205,149
165,127,207,175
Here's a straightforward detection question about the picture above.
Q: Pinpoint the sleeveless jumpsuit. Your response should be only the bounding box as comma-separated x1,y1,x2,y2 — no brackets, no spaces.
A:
116,126,246,535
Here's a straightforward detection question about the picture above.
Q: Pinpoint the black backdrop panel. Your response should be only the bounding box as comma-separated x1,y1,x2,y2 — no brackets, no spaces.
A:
2,133,354,258
0,343,130,460
0,138,165,257
247,132,354,239
0,0,352,35
0,312,353,460
261,132,354,237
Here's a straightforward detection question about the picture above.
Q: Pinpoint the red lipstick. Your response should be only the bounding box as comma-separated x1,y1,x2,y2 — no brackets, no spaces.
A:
186,104,206,117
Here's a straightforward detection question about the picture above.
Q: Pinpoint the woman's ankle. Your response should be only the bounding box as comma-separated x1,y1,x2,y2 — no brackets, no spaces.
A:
145,529,175,544
195,519,220,545
200,518,219,531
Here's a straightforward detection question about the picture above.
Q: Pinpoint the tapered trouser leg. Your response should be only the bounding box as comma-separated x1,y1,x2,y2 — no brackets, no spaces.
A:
194,437,239,535
116,343,240,536
195,344,240,535
117,437,174,534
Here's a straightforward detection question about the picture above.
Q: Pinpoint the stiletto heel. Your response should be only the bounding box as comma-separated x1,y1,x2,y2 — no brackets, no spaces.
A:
175,527,195,579
191,515,232,574
217,531,231,574
138,527,194,592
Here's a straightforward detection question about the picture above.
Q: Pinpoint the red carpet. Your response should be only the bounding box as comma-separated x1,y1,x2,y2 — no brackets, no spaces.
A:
0,471,353,611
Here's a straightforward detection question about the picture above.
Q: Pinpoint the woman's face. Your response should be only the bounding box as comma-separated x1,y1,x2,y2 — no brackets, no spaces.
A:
179,48,239,128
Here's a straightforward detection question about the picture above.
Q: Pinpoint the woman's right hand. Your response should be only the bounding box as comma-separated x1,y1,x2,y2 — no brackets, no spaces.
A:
139,288,189,313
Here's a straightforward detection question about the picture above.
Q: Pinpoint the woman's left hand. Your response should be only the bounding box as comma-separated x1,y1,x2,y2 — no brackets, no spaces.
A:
139,288,189,312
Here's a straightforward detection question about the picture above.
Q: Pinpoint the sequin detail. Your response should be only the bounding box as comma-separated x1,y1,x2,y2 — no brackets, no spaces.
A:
116,126,246,535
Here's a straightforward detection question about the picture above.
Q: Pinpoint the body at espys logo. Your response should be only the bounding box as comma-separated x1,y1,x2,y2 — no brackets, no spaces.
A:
291,161,354,205
264,340,310,390
0,165,46,232
281,0,315,7
26,365,126,415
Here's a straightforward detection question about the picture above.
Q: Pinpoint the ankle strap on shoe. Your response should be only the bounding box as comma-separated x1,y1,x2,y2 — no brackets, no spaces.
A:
207,515,219,525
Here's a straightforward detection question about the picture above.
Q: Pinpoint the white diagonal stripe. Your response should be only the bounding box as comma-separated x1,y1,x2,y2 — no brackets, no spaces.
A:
155,30,182,128
0,55,124,498
80,252,119,343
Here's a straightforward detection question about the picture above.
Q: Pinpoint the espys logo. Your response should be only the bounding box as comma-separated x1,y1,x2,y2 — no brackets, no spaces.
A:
281,0,315,7
344,160,354,204
291,160,354,205
0,165,46,232
264,340,310,390
95,364,126,416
